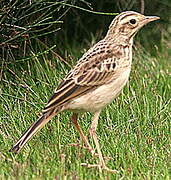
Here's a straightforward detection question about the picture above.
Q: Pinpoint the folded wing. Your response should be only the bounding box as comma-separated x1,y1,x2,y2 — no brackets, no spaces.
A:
43,43,123,113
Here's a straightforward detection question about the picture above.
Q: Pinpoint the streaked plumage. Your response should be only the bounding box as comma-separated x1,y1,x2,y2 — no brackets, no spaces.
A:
10,11,159,173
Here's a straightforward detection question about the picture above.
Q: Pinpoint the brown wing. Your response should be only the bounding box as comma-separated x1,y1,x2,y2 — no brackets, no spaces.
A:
43,42,124,113
74,57,117,86
43,79,92,112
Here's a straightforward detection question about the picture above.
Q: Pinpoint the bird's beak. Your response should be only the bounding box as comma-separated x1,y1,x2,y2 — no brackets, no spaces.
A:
144,16,160,23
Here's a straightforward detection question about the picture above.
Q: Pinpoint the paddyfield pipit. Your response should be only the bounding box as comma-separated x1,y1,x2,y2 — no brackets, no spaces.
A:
10,11,159,173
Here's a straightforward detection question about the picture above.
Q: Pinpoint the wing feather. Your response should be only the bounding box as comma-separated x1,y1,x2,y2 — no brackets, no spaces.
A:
43,42,126,113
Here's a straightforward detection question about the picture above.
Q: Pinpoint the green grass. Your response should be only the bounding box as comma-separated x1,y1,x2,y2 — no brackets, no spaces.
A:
0,45,171,179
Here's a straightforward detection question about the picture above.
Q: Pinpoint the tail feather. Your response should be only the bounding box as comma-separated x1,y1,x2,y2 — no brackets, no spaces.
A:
10,110,56,154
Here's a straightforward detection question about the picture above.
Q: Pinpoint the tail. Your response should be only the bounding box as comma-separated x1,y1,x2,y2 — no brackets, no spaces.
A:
9,110,56,154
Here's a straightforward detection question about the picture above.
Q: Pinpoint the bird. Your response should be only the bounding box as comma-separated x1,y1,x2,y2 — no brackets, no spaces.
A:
10,11,159,173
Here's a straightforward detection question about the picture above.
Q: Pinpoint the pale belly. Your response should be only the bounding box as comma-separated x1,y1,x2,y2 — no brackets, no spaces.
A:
65,68,131,113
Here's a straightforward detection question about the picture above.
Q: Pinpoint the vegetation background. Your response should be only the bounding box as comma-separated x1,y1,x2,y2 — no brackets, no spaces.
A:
0,0,171,179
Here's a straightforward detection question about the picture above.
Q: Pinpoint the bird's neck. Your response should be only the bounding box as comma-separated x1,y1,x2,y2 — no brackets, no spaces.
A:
105,33,134,46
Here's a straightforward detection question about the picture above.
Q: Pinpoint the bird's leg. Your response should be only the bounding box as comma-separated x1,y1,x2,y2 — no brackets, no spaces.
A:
70,113,95,155
69,113,111,159
82,111,117,173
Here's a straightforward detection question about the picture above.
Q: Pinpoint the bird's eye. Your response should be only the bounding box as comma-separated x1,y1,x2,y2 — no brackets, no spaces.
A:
129,19,137,25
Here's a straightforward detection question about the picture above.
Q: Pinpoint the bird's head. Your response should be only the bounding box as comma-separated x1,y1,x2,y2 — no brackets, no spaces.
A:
107,11,160,42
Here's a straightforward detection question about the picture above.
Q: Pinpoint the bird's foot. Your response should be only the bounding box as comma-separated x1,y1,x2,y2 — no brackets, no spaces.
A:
81,163,118,173
69,143,112,161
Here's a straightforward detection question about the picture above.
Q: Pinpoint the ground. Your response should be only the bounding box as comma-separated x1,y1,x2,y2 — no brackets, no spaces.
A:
0,45,170,179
